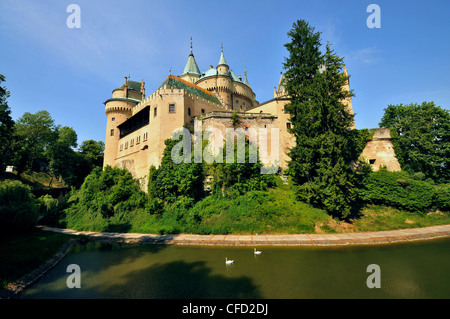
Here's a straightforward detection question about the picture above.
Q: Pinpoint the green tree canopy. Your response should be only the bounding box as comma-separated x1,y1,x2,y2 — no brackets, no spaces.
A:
148,136,203,204
14,110,57,172
0,74,15,173
47,126,78,187
79,139,105,168
379,102,450,183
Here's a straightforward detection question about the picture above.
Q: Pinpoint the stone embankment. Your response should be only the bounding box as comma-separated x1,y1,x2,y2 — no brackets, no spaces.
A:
41,224,450,246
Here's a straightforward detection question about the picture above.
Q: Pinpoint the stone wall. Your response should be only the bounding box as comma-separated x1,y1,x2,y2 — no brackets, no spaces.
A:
360,128,401,171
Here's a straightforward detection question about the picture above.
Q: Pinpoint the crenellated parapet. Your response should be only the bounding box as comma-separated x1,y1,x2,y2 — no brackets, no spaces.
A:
105,104,133,116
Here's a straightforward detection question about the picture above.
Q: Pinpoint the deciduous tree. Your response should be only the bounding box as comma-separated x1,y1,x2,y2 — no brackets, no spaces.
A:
0,74,15,173
379,102,450,183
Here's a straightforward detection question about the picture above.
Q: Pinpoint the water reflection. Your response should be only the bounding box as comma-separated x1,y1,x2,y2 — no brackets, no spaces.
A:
20,238,450,299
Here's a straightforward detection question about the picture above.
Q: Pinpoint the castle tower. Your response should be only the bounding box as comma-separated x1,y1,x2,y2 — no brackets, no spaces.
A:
103,77,144,168
194,43,258,110
180,37,201,84
342,65,355,129
216,45,233,109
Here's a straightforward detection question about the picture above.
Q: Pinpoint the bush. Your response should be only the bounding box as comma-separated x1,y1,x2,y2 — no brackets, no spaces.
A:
358,168,446,213
434,184,450,212
0,180,39,232
148,138,204,203
61,166,148,231
37,194,60,225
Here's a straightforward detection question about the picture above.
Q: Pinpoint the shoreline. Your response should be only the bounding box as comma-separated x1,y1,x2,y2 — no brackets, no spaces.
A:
39,224,450,246
0,238,79,299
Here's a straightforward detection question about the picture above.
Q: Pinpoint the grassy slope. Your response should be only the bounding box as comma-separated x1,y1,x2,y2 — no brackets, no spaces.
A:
61,175,450,235
2,171,67,189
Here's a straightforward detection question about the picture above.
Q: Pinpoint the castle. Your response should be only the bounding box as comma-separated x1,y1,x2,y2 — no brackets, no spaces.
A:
103,40,400,190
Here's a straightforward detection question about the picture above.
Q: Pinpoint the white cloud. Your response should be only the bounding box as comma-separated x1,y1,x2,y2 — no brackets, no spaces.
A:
346,47,381,65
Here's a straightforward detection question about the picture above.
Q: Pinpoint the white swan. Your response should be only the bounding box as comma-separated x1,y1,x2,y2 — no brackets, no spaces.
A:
225,257,234,264
254,248,262,255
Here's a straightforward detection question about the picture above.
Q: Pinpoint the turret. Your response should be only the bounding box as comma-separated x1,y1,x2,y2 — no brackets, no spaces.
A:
217,43,229,75
180,36,201,84
274,72,287,98
103,77,143,168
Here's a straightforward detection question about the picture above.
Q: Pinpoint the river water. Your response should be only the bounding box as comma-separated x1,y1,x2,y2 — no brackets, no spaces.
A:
20,238,450,299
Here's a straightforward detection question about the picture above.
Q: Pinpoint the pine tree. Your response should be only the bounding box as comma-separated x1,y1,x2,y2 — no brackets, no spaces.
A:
283,20,357,218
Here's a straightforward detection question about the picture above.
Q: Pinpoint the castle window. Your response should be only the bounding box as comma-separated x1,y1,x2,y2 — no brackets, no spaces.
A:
136,136,140,144
169,104,175,113
110,129,114,136
369,159,376,165
111,117,115,121
236,99,239,104
143,132,148,142
120,144,123,151
154,107,157,117
130,138,134,147
286,122,291,129
188,107,191,116
201,109,205,114
125,141,128,149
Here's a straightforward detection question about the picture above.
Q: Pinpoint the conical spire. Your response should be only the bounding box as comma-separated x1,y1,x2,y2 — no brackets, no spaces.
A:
243,62,250,86
277,72,285,93
218,41,227,66
182,36,201,75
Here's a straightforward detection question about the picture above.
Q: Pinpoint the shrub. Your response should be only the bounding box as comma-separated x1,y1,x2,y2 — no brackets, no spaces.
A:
61,166,147,231
148,138,204,203
359,169,437,213
37,194,60,225
434,184,450,212
0,180,39,232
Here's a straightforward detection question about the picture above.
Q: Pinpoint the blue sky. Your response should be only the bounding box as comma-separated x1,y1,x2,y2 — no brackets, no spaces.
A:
1,0,449,146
